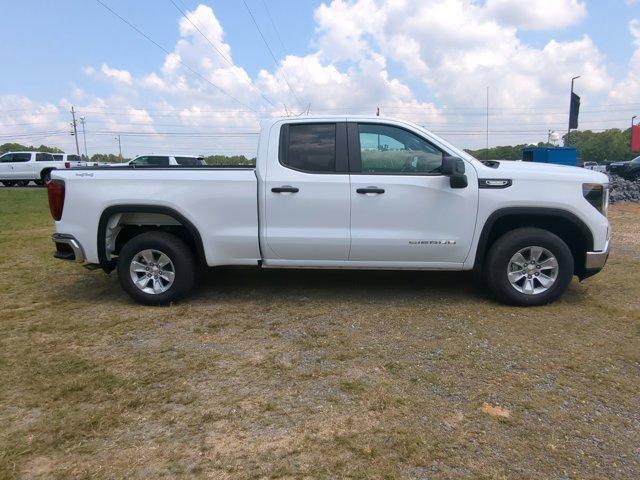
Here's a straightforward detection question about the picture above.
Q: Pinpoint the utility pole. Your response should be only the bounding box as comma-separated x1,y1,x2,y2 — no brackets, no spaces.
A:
79,117,88,159
567,76,580,146
115,135,122,162
70,106,80,155
376,106,380,117
485,86,489,161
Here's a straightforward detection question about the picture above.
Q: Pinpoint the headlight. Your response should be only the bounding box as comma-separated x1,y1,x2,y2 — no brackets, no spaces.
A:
583,183,609,217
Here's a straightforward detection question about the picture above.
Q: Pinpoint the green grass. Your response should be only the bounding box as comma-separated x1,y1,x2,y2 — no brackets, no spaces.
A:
0,188,639,479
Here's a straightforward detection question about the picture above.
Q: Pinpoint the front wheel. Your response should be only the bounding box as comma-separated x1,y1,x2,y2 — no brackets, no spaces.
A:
485,228,574,306
1,181,16,187
16,180,29,187
117,231,196,305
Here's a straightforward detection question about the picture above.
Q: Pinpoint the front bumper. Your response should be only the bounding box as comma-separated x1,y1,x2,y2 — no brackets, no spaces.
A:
581,238,610,279
52,233,85,263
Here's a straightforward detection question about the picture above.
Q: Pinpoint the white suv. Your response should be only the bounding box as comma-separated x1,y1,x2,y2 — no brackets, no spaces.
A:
0,151,65,186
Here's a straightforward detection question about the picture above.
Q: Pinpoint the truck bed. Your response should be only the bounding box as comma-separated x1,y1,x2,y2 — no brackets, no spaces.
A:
74,165,256,170
52,167,260,266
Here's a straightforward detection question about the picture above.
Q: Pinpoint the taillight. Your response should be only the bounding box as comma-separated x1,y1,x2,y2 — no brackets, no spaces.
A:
47,179,65,221
64,161,70,168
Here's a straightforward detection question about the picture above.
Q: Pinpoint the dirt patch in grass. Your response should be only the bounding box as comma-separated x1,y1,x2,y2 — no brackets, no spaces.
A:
0,190,639,479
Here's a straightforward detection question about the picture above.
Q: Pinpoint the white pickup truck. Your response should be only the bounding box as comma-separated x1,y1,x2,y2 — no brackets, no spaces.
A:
49,116,610,306
0,151,65,186
52,153,109,168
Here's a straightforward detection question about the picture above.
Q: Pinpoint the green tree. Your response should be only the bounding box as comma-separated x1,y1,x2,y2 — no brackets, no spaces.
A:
466,128,637,163
0,142,64,155
565,128,634,163
90,153,128,163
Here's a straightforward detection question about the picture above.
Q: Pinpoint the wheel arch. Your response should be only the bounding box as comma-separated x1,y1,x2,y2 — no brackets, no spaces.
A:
97,205,206,273
40,167,56,179
474,207,594,276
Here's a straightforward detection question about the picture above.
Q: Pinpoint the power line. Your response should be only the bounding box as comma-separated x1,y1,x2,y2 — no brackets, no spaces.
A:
94,0,258,113
167,0,277,109
3,101,640,115
260,0,287,53
240,0,303,107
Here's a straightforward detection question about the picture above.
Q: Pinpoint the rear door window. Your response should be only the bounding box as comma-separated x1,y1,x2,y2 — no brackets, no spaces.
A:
280,123,337,173
36,153,54,162
52,154,63,161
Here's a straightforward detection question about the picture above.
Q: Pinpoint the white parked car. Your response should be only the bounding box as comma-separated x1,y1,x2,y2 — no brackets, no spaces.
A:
583,161,607,173
117,155,207,167
51,153,109,168
49,116,610,306
0,151,66,186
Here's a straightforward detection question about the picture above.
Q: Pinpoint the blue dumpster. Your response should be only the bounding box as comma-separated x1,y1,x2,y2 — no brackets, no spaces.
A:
522,147,578,166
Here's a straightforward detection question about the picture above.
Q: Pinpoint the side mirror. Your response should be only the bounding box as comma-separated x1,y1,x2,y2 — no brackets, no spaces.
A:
441,156,468,188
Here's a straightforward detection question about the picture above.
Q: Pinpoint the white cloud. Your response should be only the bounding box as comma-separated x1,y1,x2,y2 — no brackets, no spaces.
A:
4,1,639,154
484,0,587,30
309,0,615,145
99,64,133,85
609,19,640,103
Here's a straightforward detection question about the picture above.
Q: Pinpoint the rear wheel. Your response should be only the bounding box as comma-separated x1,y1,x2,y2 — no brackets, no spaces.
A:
117,231,196,305
41,170,52,184
34,180,45,187
485,227,574,306
16,180,29,187
1,181,16,187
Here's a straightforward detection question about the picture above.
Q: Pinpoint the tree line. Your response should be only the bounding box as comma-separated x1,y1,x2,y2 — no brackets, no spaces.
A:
2,127,637,165
0,143,255,165
466,128,638,163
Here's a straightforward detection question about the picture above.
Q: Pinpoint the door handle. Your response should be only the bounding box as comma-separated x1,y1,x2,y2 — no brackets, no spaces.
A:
271,185,299,193
356,187,385,194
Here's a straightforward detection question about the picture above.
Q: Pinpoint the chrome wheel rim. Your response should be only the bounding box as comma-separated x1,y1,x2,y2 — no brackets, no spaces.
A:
507,246,558,295
129,249,175,295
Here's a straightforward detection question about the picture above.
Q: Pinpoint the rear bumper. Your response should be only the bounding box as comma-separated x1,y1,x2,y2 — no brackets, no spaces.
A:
52,233,85,263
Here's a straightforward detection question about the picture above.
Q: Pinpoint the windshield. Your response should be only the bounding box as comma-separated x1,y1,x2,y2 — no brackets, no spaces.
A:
632,156,640,164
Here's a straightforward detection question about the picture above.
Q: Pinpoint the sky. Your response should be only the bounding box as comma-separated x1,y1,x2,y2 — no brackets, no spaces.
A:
0,0,639,157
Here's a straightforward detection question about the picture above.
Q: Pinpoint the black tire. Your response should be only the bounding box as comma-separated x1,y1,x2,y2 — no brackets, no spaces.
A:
41,170,52,184
485,227,574,306
1,181,16,187
16,180,29,187
116,231,196,305
34,180,45,187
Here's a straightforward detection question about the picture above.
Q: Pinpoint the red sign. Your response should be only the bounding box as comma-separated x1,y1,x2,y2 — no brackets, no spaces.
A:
633,125,640,152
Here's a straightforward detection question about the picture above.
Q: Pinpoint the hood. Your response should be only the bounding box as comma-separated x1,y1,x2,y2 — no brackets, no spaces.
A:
477,160,608,184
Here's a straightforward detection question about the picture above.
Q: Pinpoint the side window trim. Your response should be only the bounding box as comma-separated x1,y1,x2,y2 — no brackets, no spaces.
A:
347,122,446,176
278,122,348,174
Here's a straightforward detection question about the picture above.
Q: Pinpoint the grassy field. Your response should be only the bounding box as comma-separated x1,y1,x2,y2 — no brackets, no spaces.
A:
0,189,639,479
